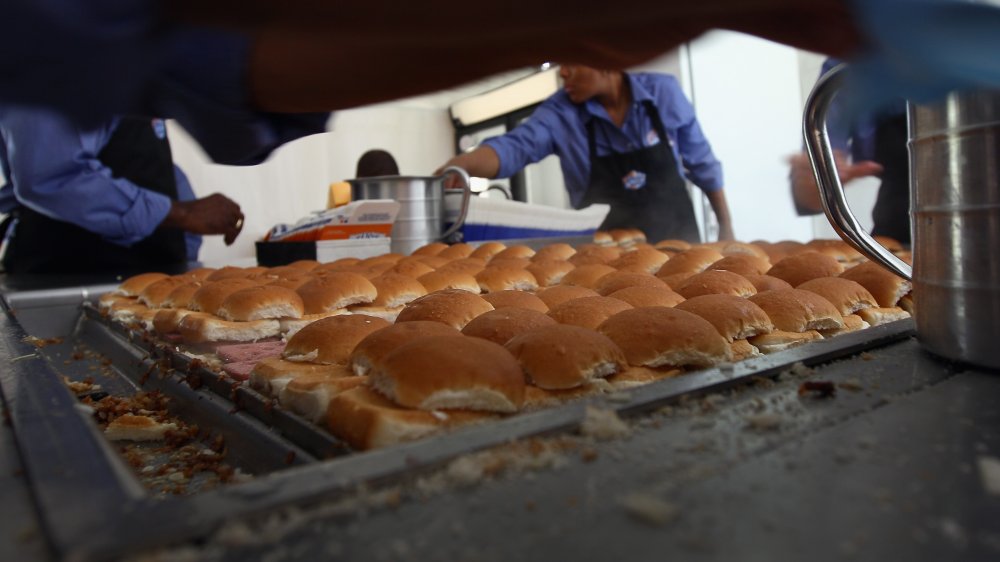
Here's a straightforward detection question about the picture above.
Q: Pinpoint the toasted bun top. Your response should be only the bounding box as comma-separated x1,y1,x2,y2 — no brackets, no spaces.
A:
367,273,428,308
536,285,600,309
117,272,169,297
505,324,626,390
607,285,685,308
748,289,844,332
482,290,549,313
390,259,436,278
461,307,556,346
287,259,321,270
656,247,724,277
742,274,793,292
475,267,539,293
395,289,494,329
189,278,259,314
708,254,772,276
161,281,204,309
267,274,316,291
594,271,669,296
546,295,633,330
411,242,449,256
219,285,305,321
138,276,195,308
486,257,532,270
839,261,912,307
609,247,670,274
349,321,461,375
597,307,731,368
654,239,692,252
492,245,536,261
767,252,845,287
437,243,475,260
435,257,487,277
525,259,576,287
184,267,216,280
796,277,878,315
371,335,525,412
719,241,769,259
206,266,268,281
568,245,621,266
417,270,481,294
532,243,577,262
675,294,774,341
560,264,617,288
806,239,865,263
676,270,757,299
411,255,450,269
297,273,377,314
593,231,613,245
283,314,391,364
469,241,507,260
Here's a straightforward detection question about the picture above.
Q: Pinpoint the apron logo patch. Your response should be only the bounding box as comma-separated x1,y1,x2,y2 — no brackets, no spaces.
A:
152,119,167,140
645,128,660,146
622,170,647,191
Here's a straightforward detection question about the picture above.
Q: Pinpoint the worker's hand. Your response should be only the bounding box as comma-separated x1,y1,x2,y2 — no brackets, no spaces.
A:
717,221,735,242
788,151,883,213
163,193,245,246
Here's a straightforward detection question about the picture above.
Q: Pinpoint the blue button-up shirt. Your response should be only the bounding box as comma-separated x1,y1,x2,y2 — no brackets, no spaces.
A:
823,58,906,163
1,109,180,247
484,72,723,208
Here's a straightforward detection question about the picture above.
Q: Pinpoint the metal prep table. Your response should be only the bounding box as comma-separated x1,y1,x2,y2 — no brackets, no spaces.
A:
1,275,998,562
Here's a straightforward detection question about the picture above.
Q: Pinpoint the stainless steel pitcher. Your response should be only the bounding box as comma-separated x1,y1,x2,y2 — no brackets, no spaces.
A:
348,166,472,256
805,64,1000,369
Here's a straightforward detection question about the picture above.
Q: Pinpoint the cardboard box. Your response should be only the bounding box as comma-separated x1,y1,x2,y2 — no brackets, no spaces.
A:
265,200,400,242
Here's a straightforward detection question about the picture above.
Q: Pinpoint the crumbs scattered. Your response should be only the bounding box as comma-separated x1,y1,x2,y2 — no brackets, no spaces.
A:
580,406,631,440
619,494,679,526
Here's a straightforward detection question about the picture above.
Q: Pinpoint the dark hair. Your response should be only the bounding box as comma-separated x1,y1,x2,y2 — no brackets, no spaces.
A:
355,149,399,177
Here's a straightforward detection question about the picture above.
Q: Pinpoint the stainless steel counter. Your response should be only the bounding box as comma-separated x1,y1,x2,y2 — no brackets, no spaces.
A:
1,283,998,562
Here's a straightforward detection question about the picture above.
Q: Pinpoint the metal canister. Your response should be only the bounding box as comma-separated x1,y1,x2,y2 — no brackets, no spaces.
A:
804,64,1000,369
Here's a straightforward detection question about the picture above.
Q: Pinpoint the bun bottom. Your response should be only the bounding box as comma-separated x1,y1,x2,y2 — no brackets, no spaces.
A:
856,307,910,327
279,374,367,422
249,357,351,397
748,330,823,354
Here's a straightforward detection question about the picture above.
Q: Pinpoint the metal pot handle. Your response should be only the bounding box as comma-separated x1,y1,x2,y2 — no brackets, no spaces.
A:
437,166,472,242
803,64,913,280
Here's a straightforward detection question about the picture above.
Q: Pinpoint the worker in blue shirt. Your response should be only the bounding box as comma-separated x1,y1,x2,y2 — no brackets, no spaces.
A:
0,108,245,274
439,65,733,243
789,59,910,244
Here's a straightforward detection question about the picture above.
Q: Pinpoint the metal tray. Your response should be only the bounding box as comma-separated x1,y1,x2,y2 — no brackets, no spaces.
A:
0,285,916,561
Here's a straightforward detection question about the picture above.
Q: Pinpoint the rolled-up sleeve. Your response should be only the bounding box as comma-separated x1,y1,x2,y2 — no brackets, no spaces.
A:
1,109,171,247
483,103,559,179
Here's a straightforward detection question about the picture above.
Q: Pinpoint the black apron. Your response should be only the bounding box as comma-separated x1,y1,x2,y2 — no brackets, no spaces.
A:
578,100,700,243
871,113,911,245
2,117,187,274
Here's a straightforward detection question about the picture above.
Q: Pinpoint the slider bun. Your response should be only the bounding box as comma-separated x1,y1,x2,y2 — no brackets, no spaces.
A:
609,247,669,274
437,243,475,260
287,259,321,271
189,278,259,314
326,386,492,450
840,261,912,308
367,272,428,308
532,243,577,262
822,313,870,336
593,231,614,246
350,321,461,376
282,314,391,364
525,259,576,287
610,228,637,247
741,274,793,293
568,245,621,266
395,289,494,329
152,308,196,334
250,357,352,396
487,257,532,270
796,277,878,315
748,289,844,332
595,271,669,296
358,253,404,267
607,285,685,308
708,254,771,276
482,290,549,313
873,235,905,253
279,374,368,423
267,275,315,291
491,245,536,261
469,241,507,260
461,308,556,345
546,296,633,330
656,247,724,277
856,306,911,326
138,276,196,308
411,255,449,269
676,270,757,298
506,324,626,390
160,281,204,309
207,266,268,281
411,242,449,256
297,273,378,314
675,294,774,341
183,267,216,280
597,307,731,368
535,285,600,309
219,285,305,321
719,241,769,259
435,257,487,277
116,272,169,297
475,267,539,293
653,239,692,253
767,252,845,287
806,239,865,263
559,264,617,288
370,335,525,413
748,330,823,353
177,314,280,343
417,270,481,294
390,259,436,278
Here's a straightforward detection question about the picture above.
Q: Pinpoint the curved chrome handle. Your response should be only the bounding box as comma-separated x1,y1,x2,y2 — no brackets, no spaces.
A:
803,64,912,280
437,166,472,242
